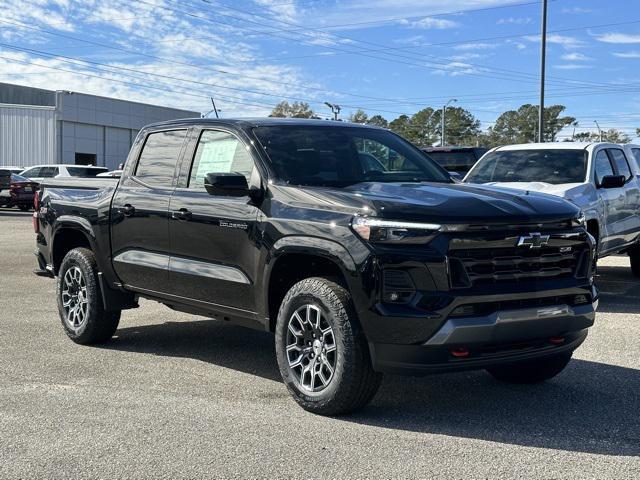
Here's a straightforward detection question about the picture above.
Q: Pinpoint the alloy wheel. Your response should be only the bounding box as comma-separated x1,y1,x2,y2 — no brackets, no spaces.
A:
61,266,88,331
286,304,337,392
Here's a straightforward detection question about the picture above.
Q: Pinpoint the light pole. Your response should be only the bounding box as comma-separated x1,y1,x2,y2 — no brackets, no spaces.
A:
594,120,603,141
324,102,341,121
441,98,457,146
538,0,548,143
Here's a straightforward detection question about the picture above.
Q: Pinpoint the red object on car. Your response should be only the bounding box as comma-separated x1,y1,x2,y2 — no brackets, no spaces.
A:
4,173,39,211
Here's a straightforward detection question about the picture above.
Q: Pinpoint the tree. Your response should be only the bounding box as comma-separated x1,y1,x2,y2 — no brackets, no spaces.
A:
388,114,412,139
367,114,389,128
407,107,439,147
486,104,575,146
348,109,369,124
433,106,481,146
567,128,631,143
270,101,316,118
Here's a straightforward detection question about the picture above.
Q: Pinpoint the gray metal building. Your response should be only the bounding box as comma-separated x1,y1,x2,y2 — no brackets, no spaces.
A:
0,83,199,169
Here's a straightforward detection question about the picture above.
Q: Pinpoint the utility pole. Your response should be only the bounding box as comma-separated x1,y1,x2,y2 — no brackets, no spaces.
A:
441,98,457,146
538,0,548,143
594,120,603,141
211,97,219,119
324,102,341,121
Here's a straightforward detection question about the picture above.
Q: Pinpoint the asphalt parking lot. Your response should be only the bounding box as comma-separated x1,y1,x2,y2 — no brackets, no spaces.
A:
0,209,638,479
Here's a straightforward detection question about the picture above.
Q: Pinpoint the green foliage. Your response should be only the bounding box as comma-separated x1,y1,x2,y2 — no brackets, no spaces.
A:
484,104,575,146
366,115,389,128
270,101,317,118
348,109,369,124
567,129,632,143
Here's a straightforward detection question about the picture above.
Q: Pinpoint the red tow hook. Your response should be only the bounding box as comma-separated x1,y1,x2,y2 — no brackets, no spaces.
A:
549,336,565,345
451,347,470,358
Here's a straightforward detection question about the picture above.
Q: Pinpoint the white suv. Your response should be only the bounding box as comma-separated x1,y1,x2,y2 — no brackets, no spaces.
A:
464,142,640,274
20,165,108,183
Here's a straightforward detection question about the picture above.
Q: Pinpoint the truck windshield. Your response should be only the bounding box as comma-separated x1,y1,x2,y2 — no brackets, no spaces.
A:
465,149,587,184
253,125,451,187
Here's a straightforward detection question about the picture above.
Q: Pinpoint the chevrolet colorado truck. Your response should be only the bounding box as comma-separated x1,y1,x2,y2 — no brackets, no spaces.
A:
464,142,640,274
34,118,597,415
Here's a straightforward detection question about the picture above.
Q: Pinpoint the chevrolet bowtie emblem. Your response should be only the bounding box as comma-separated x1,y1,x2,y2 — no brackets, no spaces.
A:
517,232,550,249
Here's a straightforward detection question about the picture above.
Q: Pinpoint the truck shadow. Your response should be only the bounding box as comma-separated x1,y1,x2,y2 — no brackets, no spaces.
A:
595,264,640,314
106,319,639,457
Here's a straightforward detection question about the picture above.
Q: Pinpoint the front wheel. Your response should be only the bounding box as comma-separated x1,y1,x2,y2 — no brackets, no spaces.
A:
486,351,573,384
57,247,121,344
275,277,382,416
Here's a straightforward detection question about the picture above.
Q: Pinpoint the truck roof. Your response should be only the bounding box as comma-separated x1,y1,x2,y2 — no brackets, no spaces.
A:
493,142,613,151
145,117,385,130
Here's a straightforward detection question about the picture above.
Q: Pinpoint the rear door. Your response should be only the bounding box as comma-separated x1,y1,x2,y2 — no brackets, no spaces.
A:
110,128,188,293
607,148,640,244
167,127,262,314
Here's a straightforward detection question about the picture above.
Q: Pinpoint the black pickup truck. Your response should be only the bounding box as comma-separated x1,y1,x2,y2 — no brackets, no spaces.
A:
34,118,598,415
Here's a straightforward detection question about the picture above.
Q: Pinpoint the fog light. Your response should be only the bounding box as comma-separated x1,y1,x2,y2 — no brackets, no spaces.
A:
450,305,475,317
573,294,589,305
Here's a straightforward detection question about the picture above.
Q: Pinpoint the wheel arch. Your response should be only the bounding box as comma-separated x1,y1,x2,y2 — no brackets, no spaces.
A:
263,237,358,332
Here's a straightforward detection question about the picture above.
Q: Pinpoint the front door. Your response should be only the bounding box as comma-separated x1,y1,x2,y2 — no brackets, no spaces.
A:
110,128,188,293
167,128,262,314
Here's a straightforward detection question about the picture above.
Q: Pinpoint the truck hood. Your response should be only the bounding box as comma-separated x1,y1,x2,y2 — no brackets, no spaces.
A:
480,182,594,209
272,182,580,224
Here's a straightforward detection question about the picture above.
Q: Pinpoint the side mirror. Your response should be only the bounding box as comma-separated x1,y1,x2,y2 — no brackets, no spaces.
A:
204,173,249,197
598,174,626,189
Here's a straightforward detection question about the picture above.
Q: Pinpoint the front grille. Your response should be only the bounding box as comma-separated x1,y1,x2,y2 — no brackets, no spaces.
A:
449,233,590,288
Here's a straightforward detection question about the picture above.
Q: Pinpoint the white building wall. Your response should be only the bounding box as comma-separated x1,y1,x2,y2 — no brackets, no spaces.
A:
0,104,56,167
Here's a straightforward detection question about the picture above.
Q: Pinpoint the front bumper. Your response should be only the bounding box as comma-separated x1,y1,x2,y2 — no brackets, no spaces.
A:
369,300,595,375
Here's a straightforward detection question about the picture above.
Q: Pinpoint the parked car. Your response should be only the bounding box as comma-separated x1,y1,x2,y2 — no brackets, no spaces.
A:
0,173,38,210
422,146,488,174
20,165,108,183
34,119,596,415
2,166,26,175
96,169,123,178
0,169,11,193
464,142,640,273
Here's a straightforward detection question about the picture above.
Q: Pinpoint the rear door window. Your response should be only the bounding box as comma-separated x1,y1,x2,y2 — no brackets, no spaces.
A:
39,167,58,178
135,130,187,188
594,150,614,185
67,167,108,177
607,149,632,180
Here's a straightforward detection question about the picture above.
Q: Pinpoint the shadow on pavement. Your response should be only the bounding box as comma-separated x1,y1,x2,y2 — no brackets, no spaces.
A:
106,319,639,456
0,208,32,217
595,263,640,314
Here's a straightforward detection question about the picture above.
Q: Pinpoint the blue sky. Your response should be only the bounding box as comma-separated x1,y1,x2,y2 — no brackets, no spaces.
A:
2,0,640,139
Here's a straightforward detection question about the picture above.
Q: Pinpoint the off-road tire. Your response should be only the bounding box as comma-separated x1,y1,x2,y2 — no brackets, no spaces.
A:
275,277,382,416
486,351,573,384
57,247,121,344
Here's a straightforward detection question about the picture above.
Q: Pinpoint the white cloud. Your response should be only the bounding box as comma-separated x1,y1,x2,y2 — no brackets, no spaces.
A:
554,64,592,70
613,51,640,58
432,61,480,77
595,33,640,44
524,34,586,49
409,17,459,30
561,53,592,61
453,42,498,51
497,17,532,25
561,7,593,14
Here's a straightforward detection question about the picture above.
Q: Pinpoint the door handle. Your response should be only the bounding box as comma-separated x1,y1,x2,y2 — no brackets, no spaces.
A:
172,208,192,221
122,204,135,217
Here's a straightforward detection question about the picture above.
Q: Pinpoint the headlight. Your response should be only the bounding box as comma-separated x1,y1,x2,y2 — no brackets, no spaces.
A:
351,216,441,244
572,211,586,228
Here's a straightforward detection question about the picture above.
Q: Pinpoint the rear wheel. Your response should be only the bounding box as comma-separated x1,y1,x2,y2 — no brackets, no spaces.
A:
275,277,382,416
486,351,573,384
57,247,121,344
